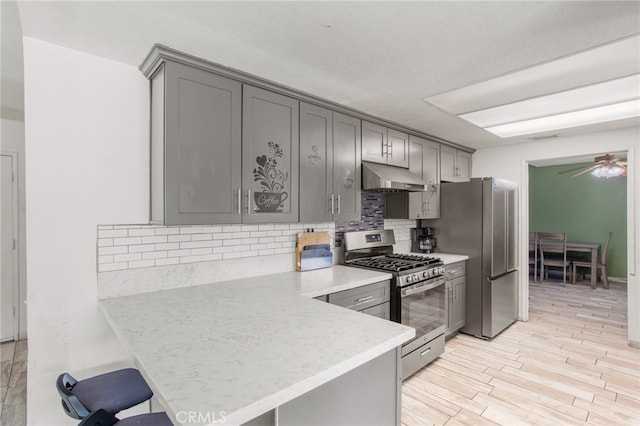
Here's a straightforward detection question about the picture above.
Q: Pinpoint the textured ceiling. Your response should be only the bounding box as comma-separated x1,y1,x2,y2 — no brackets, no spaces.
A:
16,1,640,150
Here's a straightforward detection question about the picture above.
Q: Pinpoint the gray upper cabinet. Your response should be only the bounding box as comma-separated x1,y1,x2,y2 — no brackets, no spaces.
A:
300,103,361,223
243,85,299,223
440,145,472,182
384,135,439,219
150,60,242,225
362,121,409,168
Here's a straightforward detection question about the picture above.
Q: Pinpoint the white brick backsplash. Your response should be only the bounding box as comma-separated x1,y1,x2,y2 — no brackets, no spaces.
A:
114,253,142,262
168,235,191,243
156,242,180,251
113,237,142,246
98,229,128,238
180,226,203,234
143,251,168,260
168,249,191,257
129,260,155,269
142,235,167,244
129,244,156,253
97,222,335,271
155,227,180,235
128,228,156,237
98,246,128,255
155,257,180,266
97,238,113,247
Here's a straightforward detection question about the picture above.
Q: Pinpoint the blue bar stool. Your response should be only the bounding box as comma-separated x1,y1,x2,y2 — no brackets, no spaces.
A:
78,408,173,426
57,368,154,420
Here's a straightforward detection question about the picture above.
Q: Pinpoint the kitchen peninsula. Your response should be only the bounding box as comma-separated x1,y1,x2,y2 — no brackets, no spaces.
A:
100,266,414,426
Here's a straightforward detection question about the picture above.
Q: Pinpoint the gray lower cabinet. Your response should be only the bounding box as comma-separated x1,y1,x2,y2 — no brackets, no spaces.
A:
242,85,299,223
150,60,243,225
299,103,361,223
445,261,466,337
362,121,409,168
327,280,391,318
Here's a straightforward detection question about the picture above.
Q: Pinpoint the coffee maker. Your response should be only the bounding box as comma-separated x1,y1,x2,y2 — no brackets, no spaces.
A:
411,228,437,254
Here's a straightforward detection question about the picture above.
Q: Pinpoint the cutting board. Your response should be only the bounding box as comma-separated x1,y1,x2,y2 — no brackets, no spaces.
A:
296,232,332,271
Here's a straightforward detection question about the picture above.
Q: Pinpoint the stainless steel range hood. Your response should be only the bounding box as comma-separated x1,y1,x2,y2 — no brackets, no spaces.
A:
362,161,428,192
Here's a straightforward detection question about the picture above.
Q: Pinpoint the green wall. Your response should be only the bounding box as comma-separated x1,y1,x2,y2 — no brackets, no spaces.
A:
529,163,627,278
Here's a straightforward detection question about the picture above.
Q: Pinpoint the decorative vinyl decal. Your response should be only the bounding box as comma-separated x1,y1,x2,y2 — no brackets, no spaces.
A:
253,141,289,212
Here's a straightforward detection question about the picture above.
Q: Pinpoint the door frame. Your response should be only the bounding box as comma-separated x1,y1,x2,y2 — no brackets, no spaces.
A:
1,151,20,341
518,145,636,342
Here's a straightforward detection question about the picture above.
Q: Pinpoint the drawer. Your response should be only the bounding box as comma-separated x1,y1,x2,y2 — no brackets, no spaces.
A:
361,302,390,320
445,261,465,279
328,280,391,311
402,334,445,380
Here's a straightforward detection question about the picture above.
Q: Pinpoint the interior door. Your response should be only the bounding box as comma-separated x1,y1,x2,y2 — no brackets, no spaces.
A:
1,155,16,341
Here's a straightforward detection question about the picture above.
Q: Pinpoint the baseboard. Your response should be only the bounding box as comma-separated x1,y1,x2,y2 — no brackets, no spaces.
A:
629,340,640,349
607,276,627,284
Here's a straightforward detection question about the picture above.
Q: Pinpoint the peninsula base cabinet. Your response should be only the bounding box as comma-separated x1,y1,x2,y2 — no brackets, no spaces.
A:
327,280,391,320
445,261,466,337
242,348,402,426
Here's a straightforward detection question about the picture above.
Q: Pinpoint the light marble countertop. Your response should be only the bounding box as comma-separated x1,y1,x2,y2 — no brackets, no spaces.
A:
427,253,469,265
100,266,413,426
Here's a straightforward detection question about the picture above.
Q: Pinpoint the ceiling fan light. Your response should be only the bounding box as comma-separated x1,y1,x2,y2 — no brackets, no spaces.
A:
591,165,625,178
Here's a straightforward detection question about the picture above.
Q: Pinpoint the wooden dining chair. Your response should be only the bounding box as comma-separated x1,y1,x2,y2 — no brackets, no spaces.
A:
538,232,571,286
572,232,612,289
528,232,539,281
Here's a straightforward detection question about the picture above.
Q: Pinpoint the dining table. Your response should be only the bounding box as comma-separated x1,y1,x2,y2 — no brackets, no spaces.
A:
541,240,601,287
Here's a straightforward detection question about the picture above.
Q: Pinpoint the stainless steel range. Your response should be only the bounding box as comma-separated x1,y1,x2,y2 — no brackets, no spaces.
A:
343,230,446,379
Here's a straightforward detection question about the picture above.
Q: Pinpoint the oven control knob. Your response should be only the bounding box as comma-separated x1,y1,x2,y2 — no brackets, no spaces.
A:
406,275,413,284
423,271,429,279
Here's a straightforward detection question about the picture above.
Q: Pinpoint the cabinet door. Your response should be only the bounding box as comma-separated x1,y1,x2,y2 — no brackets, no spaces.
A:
333,113,362,222
445,281,453,336
451,276,466,332
242,85,299,223
423,185,440,219
387,129,409,168
457,151,472,181
160,61,242,225
440,145,458,182
408,136,426,179
361,121,387,164
300,103,333,223
423,140,440,184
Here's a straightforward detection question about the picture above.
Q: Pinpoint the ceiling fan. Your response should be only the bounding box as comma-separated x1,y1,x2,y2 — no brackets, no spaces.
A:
558,154,627,178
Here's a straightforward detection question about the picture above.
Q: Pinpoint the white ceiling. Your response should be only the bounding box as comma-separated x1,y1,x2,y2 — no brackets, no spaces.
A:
16,1,640,150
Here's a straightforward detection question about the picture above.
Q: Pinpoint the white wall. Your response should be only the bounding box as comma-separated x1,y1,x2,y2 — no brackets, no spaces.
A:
472,127,640,345
1,0,27,339
23,38,149,424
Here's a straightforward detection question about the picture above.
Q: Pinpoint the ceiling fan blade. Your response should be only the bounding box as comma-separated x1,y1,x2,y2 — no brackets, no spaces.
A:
571,164,602,177
558,165,592,174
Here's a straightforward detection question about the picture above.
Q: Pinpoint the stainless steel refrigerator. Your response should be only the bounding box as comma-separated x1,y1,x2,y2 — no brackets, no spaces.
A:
421,177,518,339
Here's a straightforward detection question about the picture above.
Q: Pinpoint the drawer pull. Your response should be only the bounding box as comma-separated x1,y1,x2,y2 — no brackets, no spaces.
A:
356,295,375,303
420,347,431,357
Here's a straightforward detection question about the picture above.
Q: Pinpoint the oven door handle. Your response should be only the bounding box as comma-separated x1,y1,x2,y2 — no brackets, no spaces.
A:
401,279,445,297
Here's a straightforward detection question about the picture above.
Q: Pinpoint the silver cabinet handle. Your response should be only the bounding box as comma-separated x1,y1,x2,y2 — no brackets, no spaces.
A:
330,194,335,214
237,188,241,215
246,189,252,214
337,194,341,215
420,347,431,357
356,295,374,303
388,142,393,157
382,143,388,156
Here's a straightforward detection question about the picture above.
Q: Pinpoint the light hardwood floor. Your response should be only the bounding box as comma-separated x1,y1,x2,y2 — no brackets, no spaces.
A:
402,280,640,425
